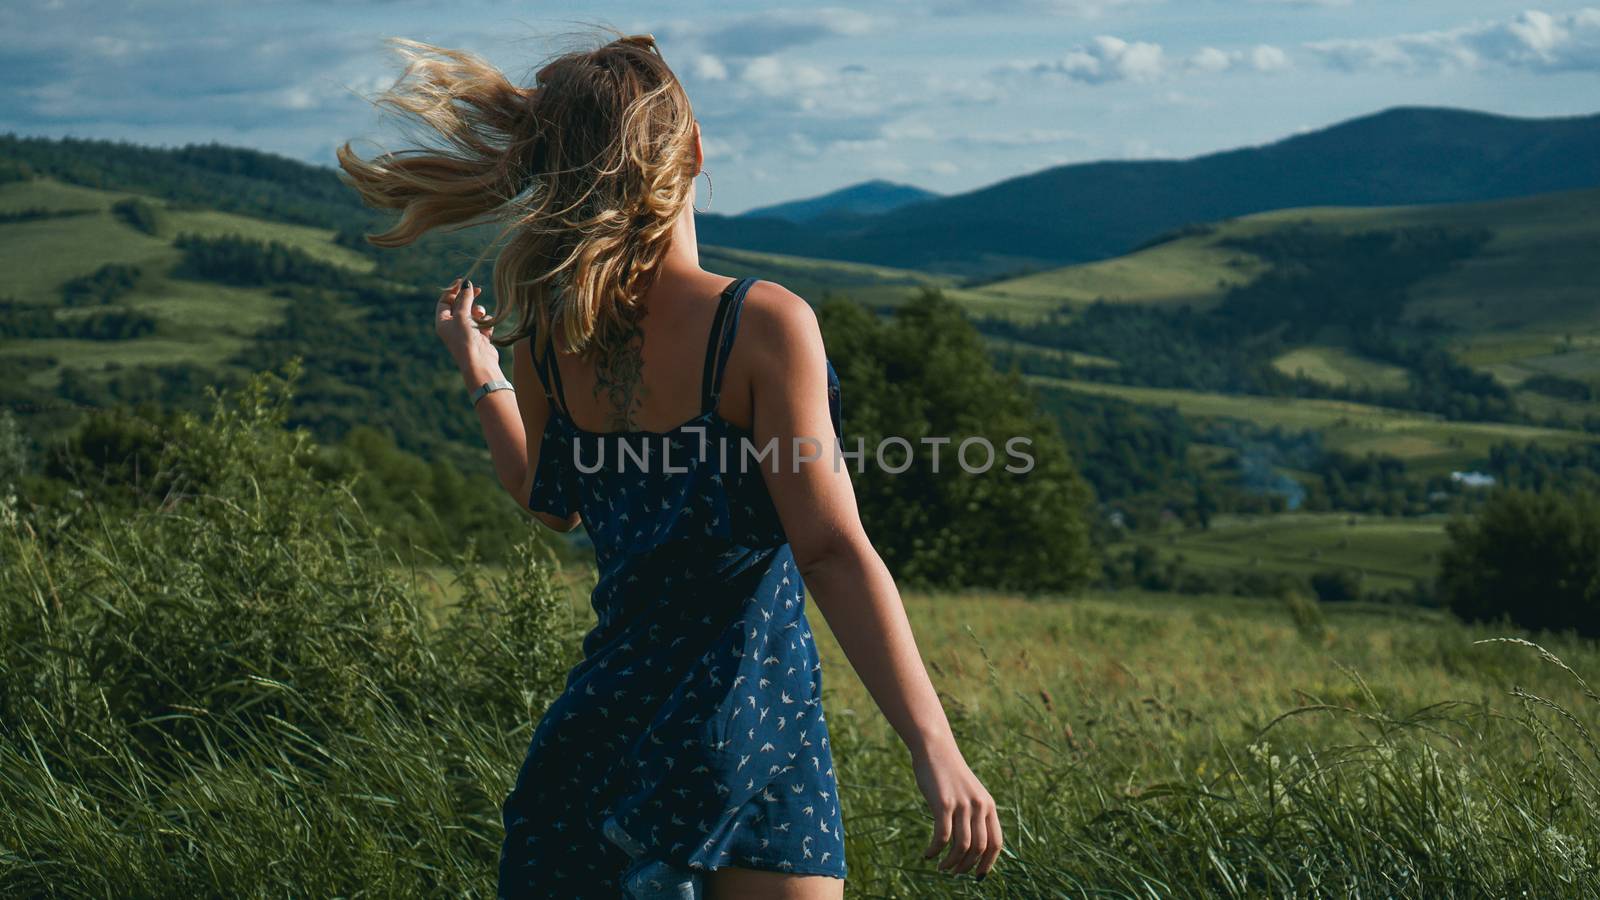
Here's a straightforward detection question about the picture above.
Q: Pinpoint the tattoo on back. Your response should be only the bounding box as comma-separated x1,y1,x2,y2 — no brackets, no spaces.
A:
594,305,649,432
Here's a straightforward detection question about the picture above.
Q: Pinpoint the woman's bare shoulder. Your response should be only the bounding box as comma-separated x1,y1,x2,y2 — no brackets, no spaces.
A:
736,279,822,360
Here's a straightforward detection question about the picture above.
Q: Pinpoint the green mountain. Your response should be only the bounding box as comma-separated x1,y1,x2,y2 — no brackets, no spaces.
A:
695,106,1600,278
738,179,940,224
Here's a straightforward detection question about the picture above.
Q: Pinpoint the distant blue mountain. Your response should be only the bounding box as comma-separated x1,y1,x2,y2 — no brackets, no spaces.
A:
696,106,1600,279
739,178,941,224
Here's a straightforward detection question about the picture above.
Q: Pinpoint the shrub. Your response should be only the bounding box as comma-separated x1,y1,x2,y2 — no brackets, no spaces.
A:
818,289,1096,594
0,361,582,895
111,196,162,235
1284,590,1328,643
1311,568,1364,603
1438,487,1600,637
61,261,144,306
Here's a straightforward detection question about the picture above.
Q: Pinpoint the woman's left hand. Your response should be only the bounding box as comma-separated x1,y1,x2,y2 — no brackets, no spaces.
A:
436,277,500,384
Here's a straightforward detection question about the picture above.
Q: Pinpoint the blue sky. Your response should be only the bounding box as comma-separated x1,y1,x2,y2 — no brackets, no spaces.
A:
3,1,1598,214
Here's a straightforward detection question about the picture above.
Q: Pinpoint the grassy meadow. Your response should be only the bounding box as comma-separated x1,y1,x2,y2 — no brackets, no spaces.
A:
1269,347,1412,393
811,586,1600,895
6,140,1600,898
1027,375,1597,476
4,371,1598,898
1120,513,1448,594
974,188,1600,381
0,177,355,399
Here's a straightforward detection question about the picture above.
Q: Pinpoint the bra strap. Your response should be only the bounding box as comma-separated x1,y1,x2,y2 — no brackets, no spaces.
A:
702,277,754,413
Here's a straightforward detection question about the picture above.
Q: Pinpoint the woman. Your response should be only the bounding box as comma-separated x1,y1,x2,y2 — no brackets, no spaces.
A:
336,29,1000,899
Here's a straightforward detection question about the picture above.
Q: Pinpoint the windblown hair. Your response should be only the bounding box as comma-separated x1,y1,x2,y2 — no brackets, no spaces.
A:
335,29,699,357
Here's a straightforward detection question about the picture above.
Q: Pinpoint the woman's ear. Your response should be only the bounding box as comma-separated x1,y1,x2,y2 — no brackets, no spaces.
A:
693,120,704,171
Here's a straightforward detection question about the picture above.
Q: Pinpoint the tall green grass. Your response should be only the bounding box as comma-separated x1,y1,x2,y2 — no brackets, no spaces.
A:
818,600,1600,896
0,363,581,895
3,365,1598,896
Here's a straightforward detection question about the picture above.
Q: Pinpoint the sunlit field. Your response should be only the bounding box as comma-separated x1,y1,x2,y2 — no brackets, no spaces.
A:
4,372,1599,898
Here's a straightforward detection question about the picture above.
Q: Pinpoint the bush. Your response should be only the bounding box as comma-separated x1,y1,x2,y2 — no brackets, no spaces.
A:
0,361,582,895
1311,568,1364,603
61,262,144,306
818,289,1096,594
111,196,163,235
1283,590,1328,643
1438,487,1600,637
0,408,26,492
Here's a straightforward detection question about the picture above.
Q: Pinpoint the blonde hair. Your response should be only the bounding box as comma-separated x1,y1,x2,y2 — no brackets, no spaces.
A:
335,29,698,357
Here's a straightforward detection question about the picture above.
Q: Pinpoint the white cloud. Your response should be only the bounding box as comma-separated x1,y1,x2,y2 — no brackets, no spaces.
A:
706,52,910,123
1189,47,1233,73
880,119,937,141
1250,44,1292,71
954,127,1086,146
691,54,728,81
699,134,741,162
787,131,822,158
1156,90,1215,109
1005,35,1296,87
741,55,834,95
1186,44,1291,73
826,136,892,154
1118,137,1167,158
84,34,154,59
1006,35,1167,84
1036,0,1163,17
1306,8,1600,73
926,159,960,175
927,0,1163,19
867,156,912,176
663,7,887,57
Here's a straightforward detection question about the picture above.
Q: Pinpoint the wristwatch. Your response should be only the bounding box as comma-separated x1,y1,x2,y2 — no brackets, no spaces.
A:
469,377,515,408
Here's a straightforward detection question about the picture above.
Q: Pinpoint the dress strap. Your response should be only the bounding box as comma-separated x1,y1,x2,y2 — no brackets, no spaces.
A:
534,333,570,417
702,276,754,413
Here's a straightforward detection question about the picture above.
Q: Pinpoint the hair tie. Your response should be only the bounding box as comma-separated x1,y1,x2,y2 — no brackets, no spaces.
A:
616,34,658,54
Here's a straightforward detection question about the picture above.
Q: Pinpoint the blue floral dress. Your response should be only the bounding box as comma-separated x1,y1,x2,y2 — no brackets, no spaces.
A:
497,276,848,898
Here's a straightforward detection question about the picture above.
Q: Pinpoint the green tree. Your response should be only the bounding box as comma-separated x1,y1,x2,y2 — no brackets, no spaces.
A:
1437,487,1600,637
110,196,162,235
817,288,1095,594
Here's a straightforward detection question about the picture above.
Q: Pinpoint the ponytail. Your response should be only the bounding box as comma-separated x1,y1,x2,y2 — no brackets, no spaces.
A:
335,29,698,357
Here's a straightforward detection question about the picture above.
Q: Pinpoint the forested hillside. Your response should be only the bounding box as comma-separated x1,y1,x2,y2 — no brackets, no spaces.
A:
696,107,1600,276
4,128,1599,603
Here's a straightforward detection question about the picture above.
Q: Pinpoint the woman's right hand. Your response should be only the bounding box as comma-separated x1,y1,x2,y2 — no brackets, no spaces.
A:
913,743,1003,878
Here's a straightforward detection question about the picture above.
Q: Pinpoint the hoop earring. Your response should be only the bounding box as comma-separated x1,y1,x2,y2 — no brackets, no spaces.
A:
693,169,713,213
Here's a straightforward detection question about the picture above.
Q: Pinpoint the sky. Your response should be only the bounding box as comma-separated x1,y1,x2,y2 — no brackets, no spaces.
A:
3,1,1598,215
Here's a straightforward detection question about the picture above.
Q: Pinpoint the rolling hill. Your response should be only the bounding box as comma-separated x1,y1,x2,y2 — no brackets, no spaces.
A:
4,125,1597,520
695,106,1600,278
1028,375,1598,477
975,185,1600,397
738,179,939,224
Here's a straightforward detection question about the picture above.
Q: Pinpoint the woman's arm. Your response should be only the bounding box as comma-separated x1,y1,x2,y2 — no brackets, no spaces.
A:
739,281,1002,879
437,278,581,533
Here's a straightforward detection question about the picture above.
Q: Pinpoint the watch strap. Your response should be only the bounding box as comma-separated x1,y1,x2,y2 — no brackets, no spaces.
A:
469,377,515,407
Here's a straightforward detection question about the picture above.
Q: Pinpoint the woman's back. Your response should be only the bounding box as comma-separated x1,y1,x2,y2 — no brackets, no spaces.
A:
541,272,756,436
503,276,851,894
526,275,841,574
